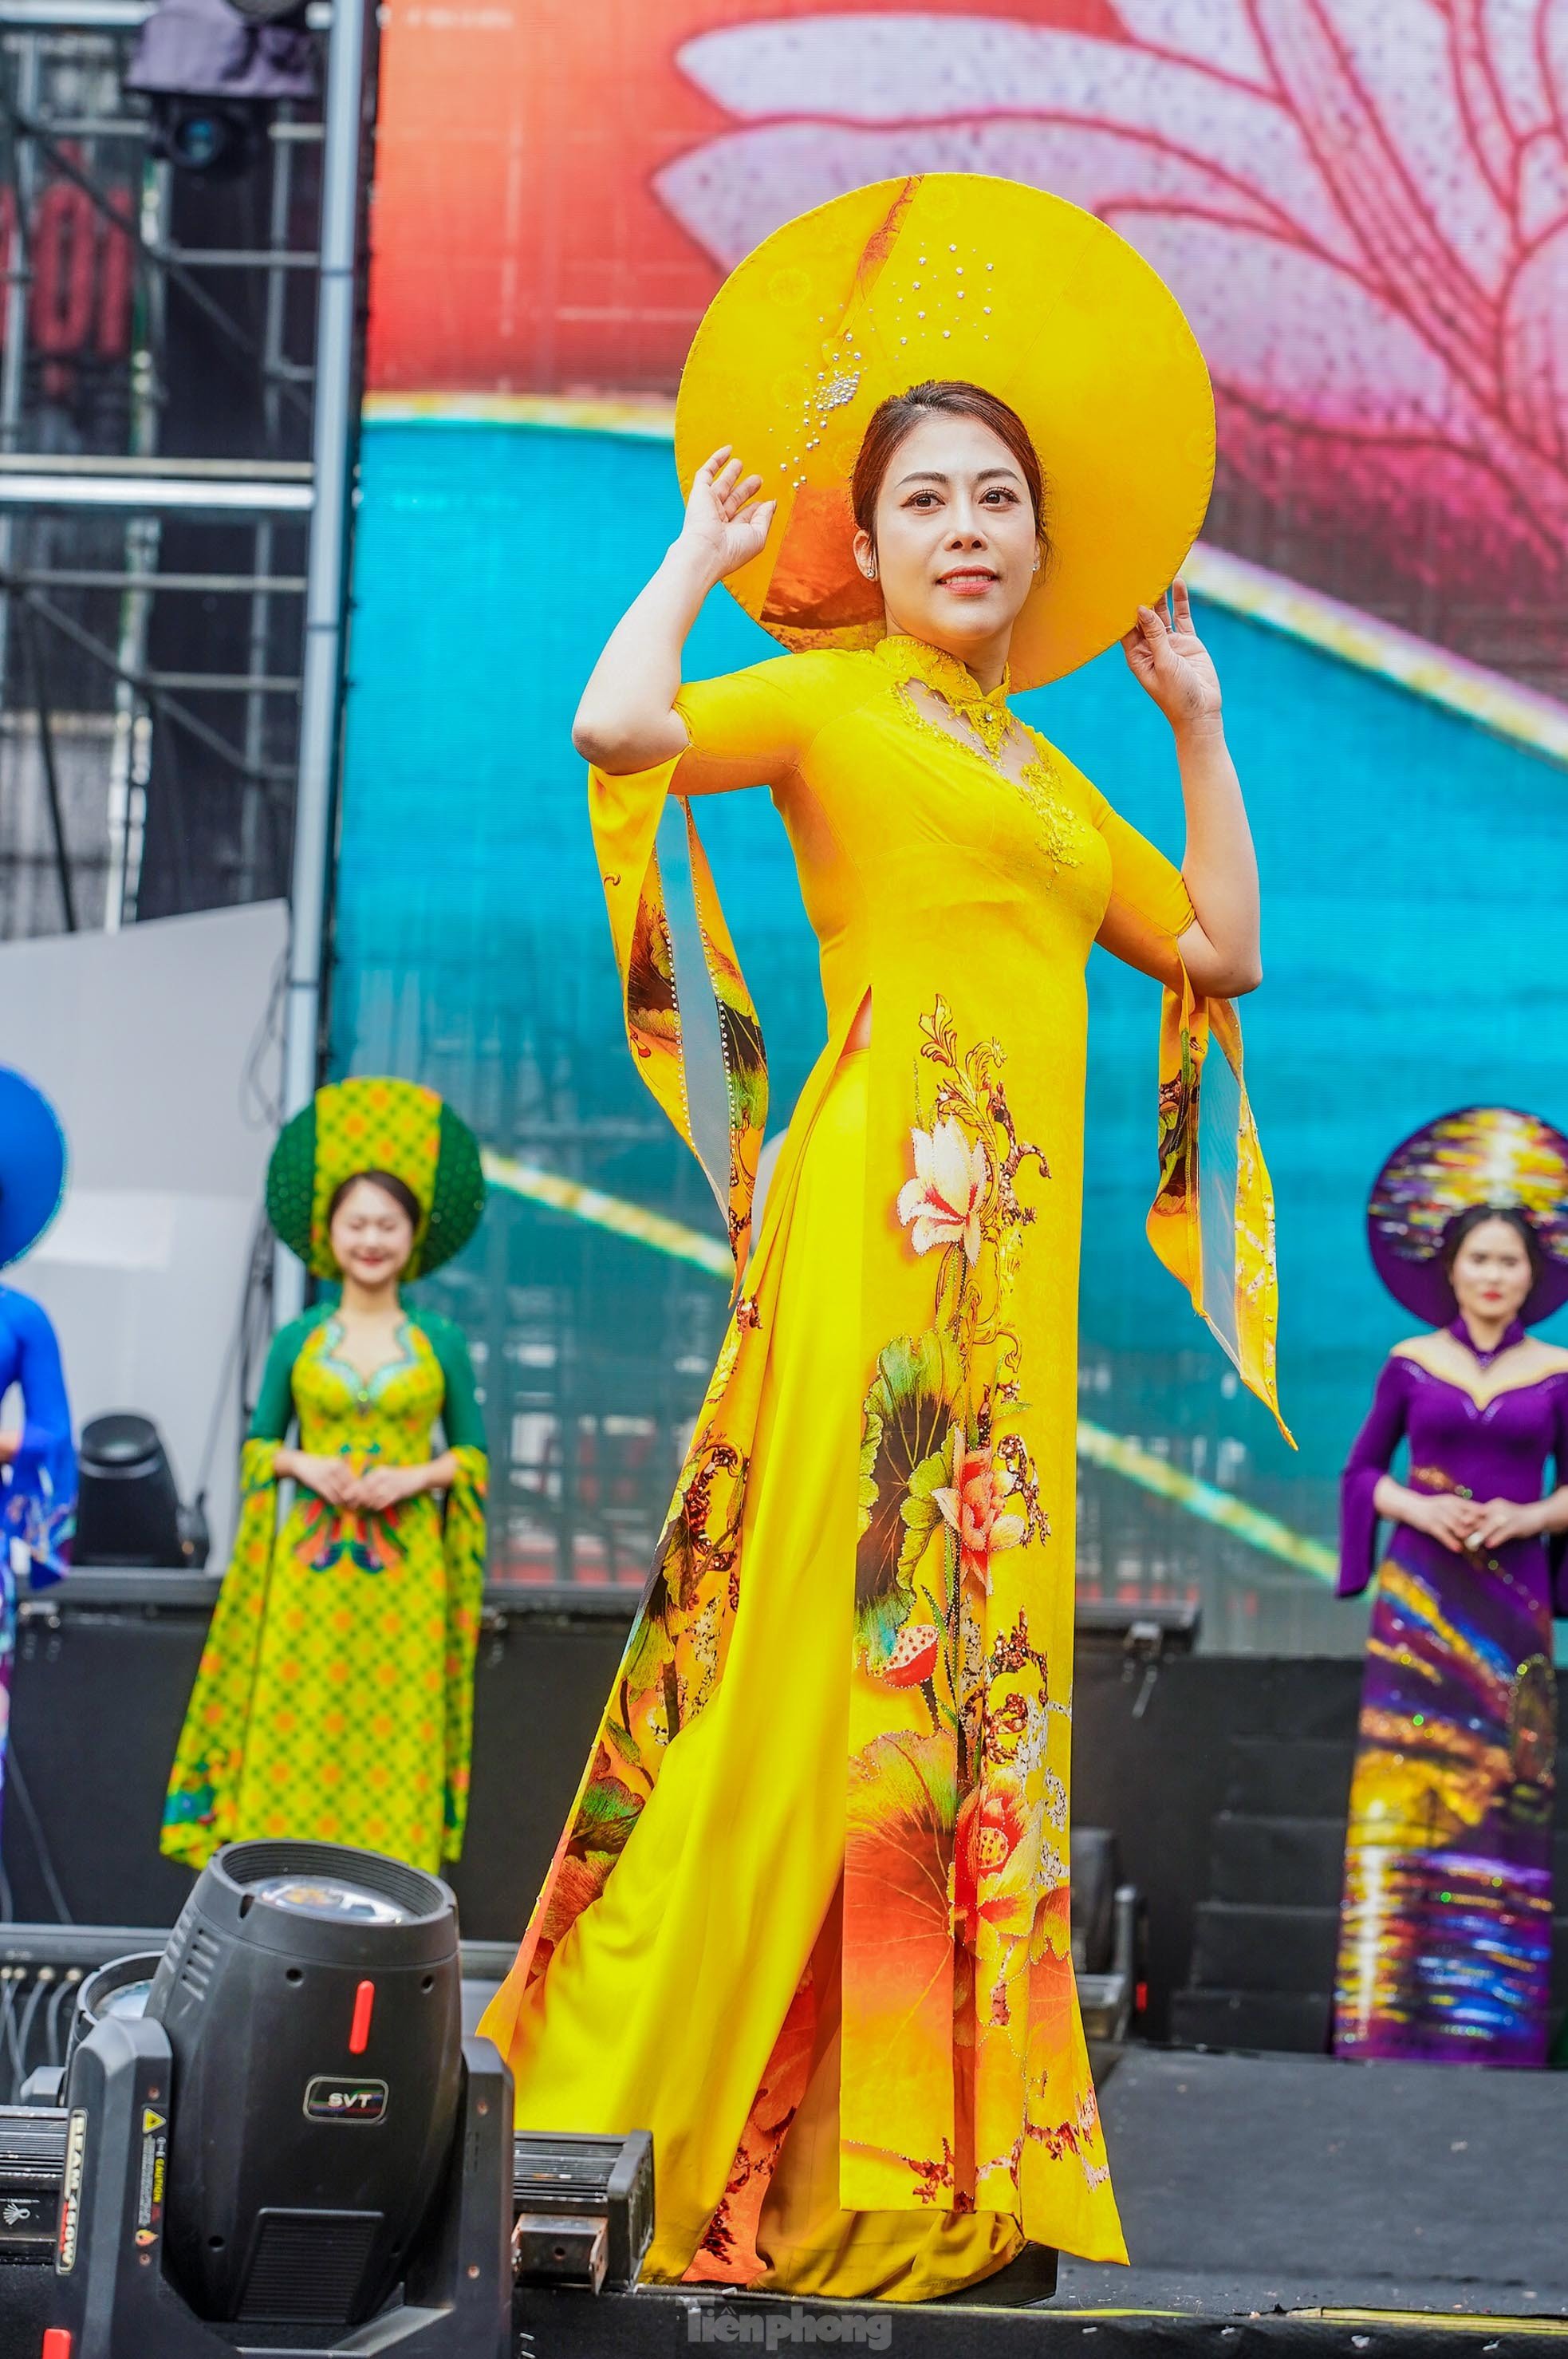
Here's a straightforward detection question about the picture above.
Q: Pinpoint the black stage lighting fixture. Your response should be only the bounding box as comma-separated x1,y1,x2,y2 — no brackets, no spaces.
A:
512,2129,655,2291
61,1950,163,2066
124,0,317,176
50,1840,513,2358
156,101,259,174
73,1412,207,1568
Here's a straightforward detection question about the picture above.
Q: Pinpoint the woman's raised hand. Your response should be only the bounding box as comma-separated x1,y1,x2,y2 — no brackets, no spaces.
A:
1121,578,1223,732
680,447,776,582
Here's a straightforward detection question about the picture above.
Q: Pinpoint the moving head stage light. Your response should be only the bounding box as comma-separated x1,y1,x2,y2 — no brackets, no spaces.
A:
51,1840,514,2357
73,1413,209,1569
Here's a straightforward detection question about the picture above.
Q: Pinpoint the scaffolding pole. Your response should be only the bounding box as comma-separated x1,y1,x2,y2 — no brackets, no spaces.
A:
274,0,372,1319
0,29,38,723
103,147,165,929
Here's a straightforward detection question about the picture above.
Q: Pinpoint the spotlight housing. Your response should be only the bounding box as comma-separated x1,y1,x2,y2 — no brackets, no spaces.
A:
148,1840,463,2325
75,1413,207,1568
51,1838,514,2357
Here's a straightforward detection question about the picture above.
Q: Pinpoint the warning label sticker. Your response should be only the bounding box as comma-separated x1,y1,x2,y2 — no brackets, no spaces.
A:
56,2109,86,2274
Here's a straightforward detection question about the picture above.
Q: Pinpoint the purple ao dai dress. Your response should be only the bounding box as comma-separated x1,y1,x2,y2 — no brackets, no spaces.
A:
1334,1324,1568,2065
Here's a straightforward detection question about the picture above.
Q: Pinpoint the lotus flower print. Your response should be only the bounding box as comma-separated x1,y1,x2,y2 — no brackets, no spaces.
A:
932,1430,1027,1596
953,1768,1039,1948
898,1118,988,1262
657,0,1568,643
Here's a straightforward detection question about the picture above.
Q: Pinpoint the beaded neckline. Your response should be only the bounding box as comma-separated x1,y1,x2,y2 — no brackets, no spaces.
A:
876,633,1012,737
873,633,1085,869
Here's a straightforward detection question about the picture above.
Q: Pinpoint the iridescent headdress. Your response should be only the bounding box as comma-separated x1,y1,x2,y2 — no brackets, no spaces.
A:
1367,1106,1568,1325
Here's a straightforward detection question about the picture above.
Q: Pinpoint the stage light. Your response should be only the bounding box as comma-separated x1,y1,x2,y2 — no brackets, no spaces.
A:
51,1839,514,2356
124,0,317,175
159,101,255,173
149,1842,467,2325
73,1412,207,1568
69,1951,163,2059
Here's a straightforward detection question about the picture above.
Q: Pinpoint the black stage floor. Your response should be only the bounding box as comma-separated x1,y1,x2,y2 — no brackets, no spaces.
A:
5,2044,1566,2355
1047,2045,1568,2322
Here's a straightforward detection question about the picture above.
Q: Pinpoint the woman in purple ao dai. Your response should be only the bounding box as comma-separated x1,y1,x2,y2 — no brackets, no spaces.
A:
1334,1107,1568,2067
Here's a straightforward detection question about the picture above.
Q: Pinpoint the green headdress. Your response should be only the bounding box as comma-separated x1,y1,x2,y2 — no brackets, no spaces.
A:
266,1076,486,1280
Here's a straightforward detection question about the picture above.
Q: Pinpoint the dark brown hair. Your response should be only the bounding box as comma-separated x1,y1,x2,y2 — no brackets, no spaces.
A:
327,1167,422,1231
1439,1203,1544,1286
850,380,1048,554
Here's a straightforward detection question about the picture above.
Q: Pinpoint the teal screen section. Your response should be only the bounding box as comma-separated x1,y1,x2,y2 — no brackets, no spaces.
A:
333,421,1568,1647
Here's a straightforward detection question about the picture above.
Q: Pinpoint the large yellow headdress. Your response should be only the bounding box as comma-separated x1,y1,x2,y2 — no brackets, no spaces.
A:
674,173,1215,691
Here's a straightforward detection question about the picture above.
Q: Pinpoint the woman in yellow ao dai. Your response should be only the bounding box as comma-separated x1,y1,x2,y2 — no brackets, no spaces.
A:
482,179,1285,2306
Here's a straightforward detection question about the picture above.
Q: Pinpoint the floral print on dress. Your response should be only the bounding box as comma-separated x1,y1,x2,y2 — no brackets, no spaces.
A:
841,996,1106,2215
1147,980,1290,1439
898,1120,988,1263
519,1311,766,1982
933,1430,1027,1598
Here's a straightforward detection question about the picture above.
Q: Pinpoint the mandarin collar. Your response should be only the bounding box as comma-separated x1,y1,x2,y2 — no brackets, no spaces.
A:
1448,1313,1527,1367
875,633,1012,714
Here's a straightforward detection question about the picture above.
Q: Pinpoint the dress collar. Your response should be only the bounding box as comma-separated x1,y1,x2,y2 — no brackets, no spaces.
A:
1448,1313,1527,1368
875,633,1013,758
876,634,1011,712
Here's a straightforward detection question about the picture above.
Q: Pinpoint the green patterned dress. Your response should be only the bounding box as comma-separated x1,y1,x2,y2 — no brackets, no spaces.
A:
162,1303,488,1872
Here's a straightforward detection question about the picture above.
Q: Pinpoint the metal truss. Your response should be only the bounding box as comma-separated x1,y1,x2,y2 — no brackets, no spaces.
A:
0,5,337,936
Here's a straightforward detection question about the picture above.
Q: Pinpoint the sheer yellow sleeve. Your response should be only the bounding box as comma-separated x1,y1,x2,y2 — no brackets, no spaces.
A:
1090,787,1290,1445
1092,803,1196,990
589,661,822,1284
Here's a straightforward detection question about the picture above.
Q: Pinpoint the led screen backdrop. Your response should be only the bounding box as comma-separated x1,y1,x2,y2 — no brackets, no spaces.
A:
367,0,1568,698
334,0,1568,1651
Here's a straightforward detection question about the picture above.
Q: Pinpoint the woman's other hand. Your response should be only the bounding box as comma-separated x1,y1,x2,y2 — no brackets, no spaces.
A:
0,1430,18,1465
1121,578,1222,733
279,1450,358,1508
678,447,776,586
1467,1497,1543,1551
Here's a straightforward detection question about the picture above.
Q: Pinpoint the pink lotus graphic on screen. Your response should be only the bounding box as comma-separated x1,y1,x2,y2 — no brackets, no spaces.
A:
656,0,1568,620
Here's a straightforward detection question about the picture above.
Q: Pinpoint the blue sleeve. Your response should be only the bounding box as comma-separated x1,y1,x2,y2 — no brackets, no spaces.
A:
0,1289,77,1586
6,1292,73,1466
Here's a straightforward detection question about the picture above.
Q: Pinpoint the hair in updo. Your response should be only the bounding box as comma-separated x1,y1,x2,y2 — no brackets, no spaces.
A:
327,1167,423,1230
850,380,1049,556
1439,1202,1544,1288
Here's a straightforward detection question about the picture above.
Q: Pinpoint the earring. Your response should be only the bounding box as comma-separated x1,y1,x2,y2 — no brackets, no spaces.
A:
864,559,877,579
1032,554,1041,573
